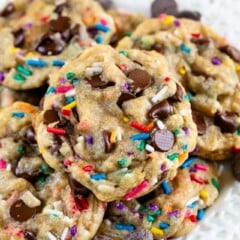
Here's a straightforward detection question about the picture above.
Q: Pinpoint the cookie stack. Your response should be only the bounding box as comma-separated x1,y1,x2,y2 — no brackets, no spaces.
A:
0,0,239,239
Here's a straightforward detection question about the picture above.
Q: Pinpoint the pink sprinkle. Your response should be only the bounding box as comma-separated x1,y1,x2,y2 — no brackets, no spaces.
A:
185,209,192,217
56,85,73,93
159,13,167,19
124,180,149,200
194,163,208,171
0,159,6,170
190,174,205,184
119,64,127,71
100,18,108,26
64,160,72,166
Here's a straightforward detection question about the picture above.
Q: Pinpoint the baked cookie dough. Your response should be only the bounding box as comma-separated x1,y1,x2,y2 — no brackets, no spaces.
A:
0,0,115,90
94,157,219,239
35,45,197,202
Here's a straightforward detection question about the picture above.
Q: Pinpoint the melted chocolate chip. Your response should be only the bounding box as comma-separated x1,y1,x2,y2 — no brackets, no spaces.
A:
127,69,152,91
232,153,240,181
192,111,207,136
117,92,135,108
96,0,113,9
49,16,71,33
1,3,15,17
151,0,178,17
177,10,201,21
12,28,25,47
214,112,238,133
123,229,153,240
102,130,115,153
152,129,175,152
24,126,37,144
87,75,114,89
148,100,173,120
219,45,240,62
168,84,183,102
35,33,65,55
24,230,37,240
10,200,37,222
43,109,60,124
54,3,68,15
68,174,91,197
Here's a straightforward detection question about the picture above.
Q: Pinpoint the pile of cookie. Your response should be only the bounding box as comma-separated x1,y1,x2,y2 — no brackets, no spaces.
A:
0,0,239,239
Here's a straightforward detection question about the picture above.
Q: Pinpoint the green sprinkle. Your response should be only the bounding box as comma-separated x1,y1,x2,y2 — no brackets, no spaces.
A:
146,215,155,222
50,214,58,219
167,153,179,161
66,72,75,80
173,129,180,135
18,146,24,154
13,73,26,82
38,175,47,184
16,65,33,76
138,140,146,151
148,210,162,216
237,126,240,135
183,93,192,101
133,38,140,43
211,178,220,191
125,32,132,37
40,164,50,174
119,50,128,56
139,205,147,211
117,158,127,167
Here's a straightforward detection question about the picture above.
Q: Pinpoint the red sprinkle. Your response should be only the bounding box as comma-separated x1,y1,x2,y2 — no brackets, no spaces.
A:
191,33,201,38
40,16,49,23
82,165,93,172
190,174,205,184
189,215,197,223
56,85,74,93
164,77,171,82
232,146,240,153
47,127,66,135
63,160,72,166
130,121,149,132
61,109,71,116
76,197,89,211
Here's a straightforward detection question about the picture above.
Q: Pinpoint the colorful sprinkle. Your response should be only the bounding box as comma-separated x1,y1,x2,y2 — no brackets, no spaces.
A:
117,158,127,167
116,201,125,210
178,152,188,164
95,23,110,32
180,43,191,54
211,177,220,191
52,60,65,67
114,223,135,231
167,209,180,217
13,73,26,82
150,227,163,236
211,57,221,65
178,67,186,75
130,121,149,132
90,173,106,181
159,222,169,229
130,133,150,141
138,140,146,152
174,19,181,26
110,130,117,143
183,93,193,100
197,209,205,221
61,109,71,116
236,65,240,72
66,72,75,80
86,135,93,144
124,180,149,200
194,163,208,171
16,65,33,76
189,215,197,223
167,153,179,161
199,190,208,200
82,165,93,172
145,144,155,153
146,215,155,222
63,101,77,110
47,127,66,135
151,85,168,103
65,97,75,104
0,72,4,82
56,85,74,93
119,50,128,56
0,159,6,170
123,116,129,123
181,157,196,169
26,59,47,67
70,226,77,237
190,174,204,184
12,112,25,118
96,35,104,44
46,86,56,94
18,146,24,154
161,181,172,195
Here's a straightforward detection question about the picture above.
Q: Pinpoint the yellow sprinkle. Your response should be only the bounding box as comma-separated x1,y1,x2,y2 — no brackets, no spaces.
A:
236,65,240,72
39,148,44,154
123,116,129,123
151,227,164,236
63,101,76,110
178,152,188,165
27,52,35,57
10,47,20,54
199,190,208,200
178,67,186,75
164,15,174,25
110,130,117,143
146,121,155,130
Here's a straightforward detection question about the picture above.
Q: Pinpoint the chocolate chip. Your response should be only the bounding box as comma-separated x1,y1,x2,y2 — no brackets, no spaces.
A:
109,33,120,47
102,130,115,153
43,109,60,124
219,45,240,62
49,16,71,33
152,129,175,152
24,126,37,144
72,107,80,122
14,169,41,183
123,229,153,240
151,43,165,53
232,153,240,181
35,33,65,55
117,92,135,108
10,200,37,222
148,100,173,120
177,10,201,21
12,28,25,47
68,174,91,197
168,84,183,102
54,3,68,15
127,69,152,91
1,3,15,17
96,0,113,9
192,111,207,136
24,230,36,240
191,38,210,46
71,24,81,37
214,112,238,133
151,0,178,17
86,75,114,89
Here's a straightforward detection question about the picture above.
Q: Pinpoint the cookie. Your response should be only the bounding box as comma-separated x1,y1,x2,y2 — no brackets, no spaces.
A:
34,45,197,202
0,0,115,90
94,157,219,239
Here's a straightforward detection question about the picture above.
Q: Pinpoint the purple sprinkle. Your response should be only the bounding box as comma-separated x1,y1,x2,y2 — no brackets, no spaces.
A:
127,150,134,156
189,167,197,173
138,213,144,219
122,83,129,90
24,22,33,29
190,146,200,155
73,152,80,159
59,77,67,84
167,209,181,217
161,163,166,171
174,20,181,27
149,202,158,211
211,57,221,65
0,72,5,82
116,201,125,210
86,135,93,145
70,225,77,237
182,127,189,135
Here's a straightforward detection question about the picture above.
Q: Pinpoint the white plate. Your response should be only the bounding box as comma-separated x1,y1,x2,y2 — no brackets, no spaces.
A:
1,1,240,239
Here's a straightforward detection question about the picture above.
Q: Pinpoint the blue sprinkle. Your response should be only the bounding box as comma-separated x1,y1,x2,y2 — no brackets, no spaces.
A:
181,156,196,169
95,24,110,33
90,173,106,181
187,201,198,209
182,144,188,150
130,133,150,141
183,93,193,100
46,86,56,95
26,59,47,67
95,35,104,44
159,222,170,229
71,78,80,85
114,223,135,231
52,60,65,67
12,112,25,118
161,181,172,195
65,97,75,104
197,209,205,221
180,43,191,54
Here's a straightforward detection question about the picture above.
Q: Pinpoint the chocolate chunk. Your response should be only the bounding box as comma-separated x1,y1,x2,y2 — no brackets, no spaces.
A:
123,229,153,240
68,174,91,197
87,75,114,89
192,111,207,136
117,92,135,107
152,129,175,152
71,24,81,37
102,130,115,153
72,107,80,122
191,38,210,46
96,0,113,9
219,45,240,62
148,100,173,119
54,3,68,15
43,109,60,124
151,43,165,53
1,3,15,17
12,28,25,47
214,112,238,133
24,230,36,240
49,16,71,33
168,84,183,102
177,10,201,21
10,200,37,222
232,153,240,181
24,126,37,144
127,69,152,91
109,33,120,47
14,169,41,182
35,33,65,55
151,0,178,17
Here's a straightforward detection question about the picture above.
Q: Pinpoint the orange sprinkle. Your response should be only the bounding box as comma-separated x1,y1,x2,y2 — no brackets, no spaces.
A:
83,16,96,25
146,121,155,130
178,152,188,165
78,120,89,131
16,102,36,113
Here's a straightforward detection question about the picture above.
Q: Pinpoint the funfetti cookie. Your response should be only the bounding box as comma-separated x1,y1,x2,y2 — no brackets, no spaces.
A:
34,45,197,202
0,0,115,90
94,157,219,240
